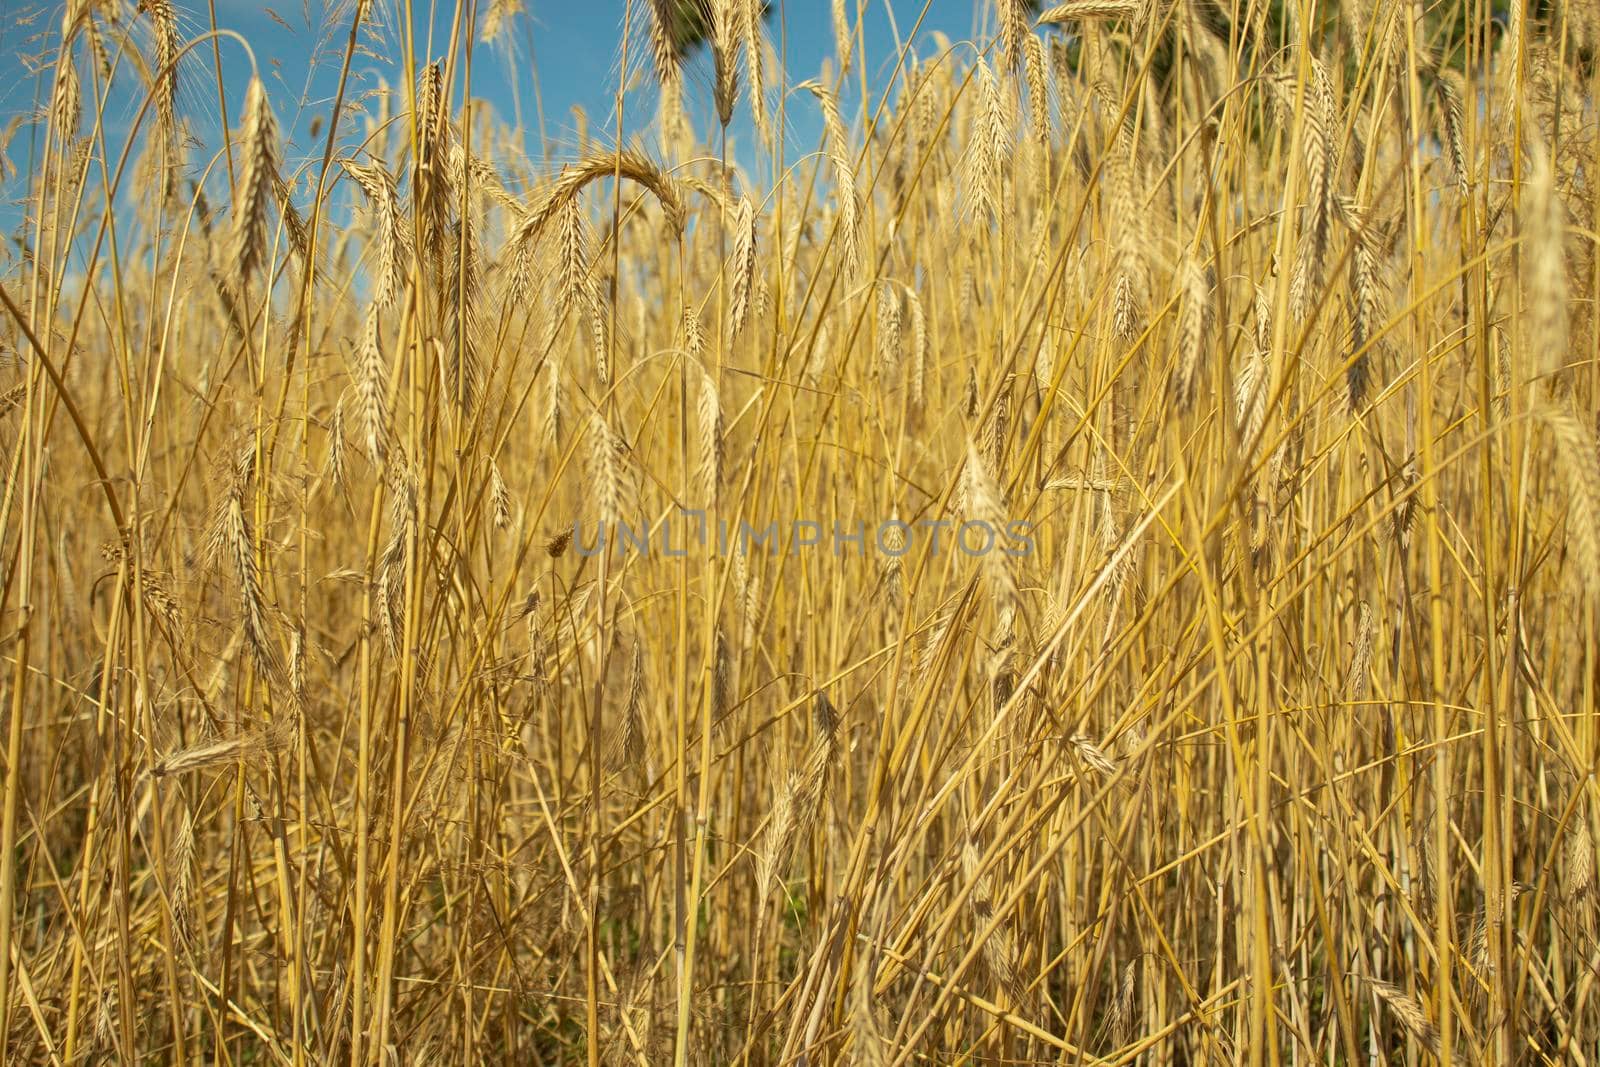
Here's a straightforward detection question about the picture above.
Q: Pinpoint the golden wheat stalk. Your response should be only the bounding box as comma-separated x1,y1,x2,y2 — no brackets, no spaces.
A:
231,77,280,280
729,196,758,337
757,694,842,893
508,149,687,251
1356,976,1441,1056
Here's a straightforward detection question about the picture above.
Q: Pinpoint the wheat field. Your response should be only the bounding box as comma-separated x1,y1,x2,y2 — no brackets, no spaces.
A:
0,0,1597,1062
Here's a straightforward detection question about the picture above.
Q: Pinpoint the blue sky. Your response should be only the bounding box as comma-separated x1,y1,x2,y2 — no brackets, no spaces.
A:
0,0,992,239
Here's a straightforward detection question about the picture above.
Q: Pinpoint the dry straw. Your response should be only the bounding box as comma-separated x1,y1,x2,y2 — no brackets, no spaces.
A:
11,2,1600,1062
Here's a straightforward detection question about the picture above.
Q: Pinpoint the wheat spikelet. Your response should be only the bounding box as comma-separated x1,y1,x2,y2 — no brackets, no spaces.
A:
987,375,1011,476
757,693,842,892
960,839,1032,1014
804,317,830,384
1111,274,1137,342
875,283,901,379
1235,343,1269,454
440,214,484,415
509,149,687,250
965,59,1010,223
555,194,596,324
416,60,447,147
644,0,681,87
849,957,887,1066
963,365,980,421
342,158,408,308
1347,227,1379,410
50,52,80,142
151,729,272,779
916,610,956,679
142,0,178,157
757,778,796,894
1037,0,1140,22
82,6,113,75
479,0,523,42
605,640,647,772
377,468,417,656
142,575,183,635
1108,137,1146,341
1108,958,1136,1049
0,384,27,420
1287,237,1315,326
739,0,769,141
232,77,280,280
710,0,739,127
1067,733,1118,778
288,626,306,712
1358,977,1440,1055
550,195,609,385
357,303,388,465
740,558,760,651
325,398,348,494
997,0,1030,71
91,988,117,1057
990,607,1019,728
168,809,197,954
1047,34,1072,92
489,458,511,530
1303,57,1338,267
1569,0,1600,52
683,306,707,360
906,286,928,408
1340,0,1372,57
1392,458,1420,548
275,177,311,266
832,0,853,75
1436,71,1469,200
1543,403,1600,606
753,276,771,329
1565,811,1594,901
414,63,455,269
1246,463,1276,580
1251,279,1273,350
1345,601,1374,700
1172,253,1211,409
214,484,281,680
711,629,731,727
1464,885,1524,988
808,690,841,765
1526,142,1568,387
838,189,863,283
963,440,1019,608
544,359,564,447
588,414,634,529
1023,32,1050,185
806,80,861,279
1503,0,1525,102
587,284,609,388
696,365,723,509
506,226,540,307
881,513,906,606
729,196,758,337
454,142,496,204
907,55,939,149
